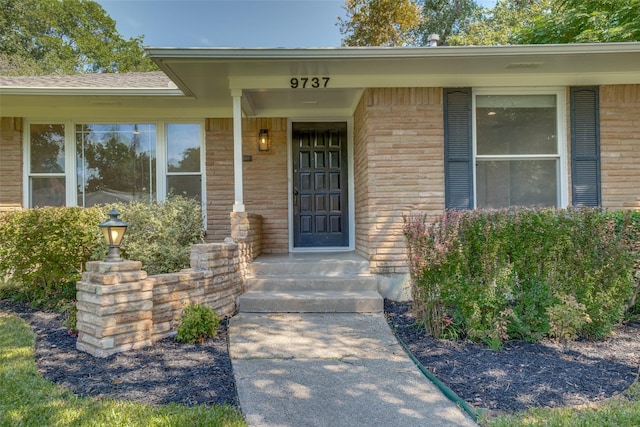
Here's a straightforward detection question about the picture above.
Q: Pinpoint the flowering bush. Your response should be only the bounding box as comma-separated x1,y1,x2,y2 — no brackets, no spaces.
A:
404,208,638,347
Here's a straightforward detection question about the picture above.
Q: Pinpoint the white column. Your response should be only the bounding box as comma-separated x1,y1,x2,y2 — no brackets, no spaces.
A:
232,90,245,212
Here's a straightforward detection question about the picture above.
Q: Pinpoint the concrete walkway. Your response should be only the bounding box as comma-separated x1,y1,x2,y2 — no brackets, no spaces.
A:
229,313,477,427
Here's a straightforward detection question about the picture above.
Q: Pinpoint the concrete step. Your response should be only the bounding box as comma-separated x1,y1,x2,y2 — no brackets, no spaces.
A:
248,254,370,277
237,291,383,313
246,275,378,292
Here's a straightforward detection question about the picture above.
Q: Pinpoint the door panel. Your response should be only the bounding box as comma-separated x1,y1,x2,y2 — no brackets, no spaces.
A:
293,122,348,247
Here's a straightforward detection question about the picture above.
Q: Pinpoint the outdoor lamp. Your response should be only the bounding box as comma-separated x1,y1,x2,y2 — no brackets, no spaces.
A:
258,129,270,152
98,209,129,262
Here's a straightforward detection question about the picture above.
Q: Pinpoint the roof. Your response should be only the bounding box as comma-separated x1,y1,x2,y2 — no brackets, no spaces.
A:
1,43,639,119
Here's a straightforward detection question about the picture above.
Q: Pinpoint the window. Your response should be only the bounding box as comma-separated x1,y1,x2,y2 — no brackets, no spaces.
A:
166,123,202,201
28,124,66,207
26,121,204,209
444,88,569,210
474,93,563,209
76,124,156,207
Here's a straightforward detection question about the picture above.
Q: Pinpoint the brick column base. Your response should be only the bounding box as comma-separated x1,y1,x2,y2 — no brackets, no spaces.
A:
76,260,152,358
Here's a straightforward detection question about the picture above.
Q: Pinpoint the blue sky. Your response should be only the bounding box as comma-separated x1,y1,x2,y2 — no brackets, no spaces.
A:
96,0,496,48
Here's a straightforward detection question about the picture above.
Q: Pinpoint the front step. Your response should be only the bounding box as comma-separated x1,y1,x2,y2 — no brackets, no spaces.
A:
237,253,383,314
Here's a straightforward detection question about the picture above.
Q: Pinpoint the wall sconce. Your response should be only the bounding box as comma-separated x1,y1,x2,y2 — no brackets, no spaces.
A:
98,209,129,262
258,129,270,152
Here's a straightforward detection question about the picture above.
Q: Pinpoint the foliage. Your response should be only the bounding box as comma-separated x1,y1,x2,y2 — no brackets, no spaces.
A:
404,208,638,347
448,0,552,46
0,206,105,307
0,312,246,426
415,0,480,46
0,0,157,75
483,383,640,427
175,304,220,344
338,0,422,46
546,293,591,350
516,0,640,44
108,196,205,275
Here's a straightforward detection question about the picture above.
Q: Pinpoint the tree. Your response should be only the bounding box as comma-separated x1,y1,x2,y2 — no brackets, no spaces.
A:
448,0,552,46
516,0,640,44
415,0,480,46
338,0,423,46
0,0,157,75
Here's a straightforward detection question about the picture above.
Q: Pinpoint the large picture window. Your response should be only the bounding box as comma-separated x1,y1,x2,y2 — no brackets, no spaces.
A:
26,121,204,209
474,92,565,209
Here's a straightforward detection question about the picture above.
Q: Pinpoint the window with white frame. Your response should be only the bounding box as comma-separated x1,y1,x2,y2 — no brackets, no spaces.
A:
26,121,204,208
473,91,565,209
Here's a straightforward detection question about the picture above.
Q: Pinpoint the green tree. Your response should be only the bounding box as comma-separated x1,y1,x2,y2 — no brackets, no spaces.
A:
415,0,480,46
338,0,423,46
448,0,552,46
0,0,157,75
516,0,640,43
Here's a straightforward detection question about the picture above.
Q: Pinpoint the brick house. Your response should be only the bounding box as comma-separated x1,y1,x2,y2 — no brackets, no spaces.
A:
1,43,639,298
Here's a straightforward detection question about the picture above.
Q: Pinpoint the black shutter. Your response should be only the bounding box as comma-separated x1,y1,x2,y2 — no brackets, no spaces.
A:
570,87,601,207
444,88,473,209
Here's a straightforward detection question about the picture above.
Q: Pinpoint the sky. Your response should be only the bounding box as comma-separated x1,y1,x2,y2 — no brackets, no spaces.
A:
96,0,497,48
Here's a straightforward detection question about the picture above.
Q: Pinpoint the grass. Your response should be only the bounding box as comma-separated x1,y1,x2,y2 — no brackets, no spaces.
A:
481,382,640,427
0,311,247,427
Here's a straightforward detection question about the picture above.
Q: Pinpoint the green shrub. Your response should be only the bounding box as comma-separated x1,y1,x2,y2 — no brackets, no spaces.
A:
547,293,591,350
175,303,220,344
0,206,104,307
405,207,637,347
108,196,204,275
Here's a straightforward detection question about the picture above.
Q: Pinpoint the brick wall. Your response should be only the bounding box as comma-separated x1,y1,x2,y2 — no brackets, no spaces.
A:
600,85,640,210
204,118,288,253
353,88,445,274
0,117,23,210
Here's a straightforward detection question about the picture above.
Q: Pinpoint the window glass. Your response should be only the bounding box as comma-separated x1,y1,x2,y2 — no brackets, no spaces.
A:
167,124,201,173
30,124,65,173
476,95,557,155
31,177,65,207
166,123,202,201
475,94,560,209
76,124,156,207
476,160,558,208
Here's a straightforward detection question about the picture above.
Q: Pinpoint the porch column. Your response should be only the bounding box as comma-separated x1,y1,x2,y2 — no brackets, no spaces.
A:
232,90,245,212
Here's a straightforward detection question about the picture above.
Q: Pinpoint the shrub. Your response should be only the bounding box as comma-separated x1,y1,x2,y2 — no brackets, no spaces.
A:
175,303,220,344
547,293,592,351
108,196,204,275
405,207,637,347
0,206,104,307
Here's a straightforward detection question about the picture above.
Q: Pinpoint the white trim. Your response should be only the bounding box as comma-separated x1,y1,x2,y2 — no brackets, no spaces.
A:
472,87,568,209
232,94,245,212
287,118,355,253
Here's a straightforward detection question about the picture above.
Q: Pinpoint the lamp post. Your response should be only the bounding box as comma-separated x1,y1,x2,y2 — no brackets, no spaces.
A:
98,209,129,262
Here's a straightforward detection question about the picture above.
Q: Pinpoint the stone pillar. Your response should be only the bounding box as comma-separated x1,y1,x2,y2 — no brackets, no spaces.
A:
76,260,153,358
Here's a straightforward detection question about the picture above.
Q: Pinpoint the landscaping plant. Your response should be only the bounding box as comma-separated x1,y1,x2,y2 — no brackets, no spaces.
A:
175,303,220,344
404,207,639,348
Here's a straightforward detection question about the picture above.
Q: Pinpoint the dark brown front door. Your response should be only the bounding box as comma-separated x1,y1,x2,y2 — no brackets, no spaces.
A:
292,122,348,248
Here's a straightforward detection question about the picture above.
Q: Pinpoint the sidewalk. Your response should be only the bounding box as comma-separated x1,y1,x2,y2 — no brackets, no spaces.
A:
229,313,477,427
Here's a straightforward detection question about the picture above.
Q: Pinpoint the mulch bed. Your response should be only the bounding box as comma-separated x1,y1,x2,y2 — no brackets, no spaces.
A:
385,299,640,412
0,300,238,408
2,298,639,413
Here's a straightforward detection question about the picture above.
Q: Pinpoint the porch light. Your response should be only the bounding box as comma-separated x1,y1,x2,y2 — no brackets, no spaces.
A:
258,129,270,152
98,209,129,262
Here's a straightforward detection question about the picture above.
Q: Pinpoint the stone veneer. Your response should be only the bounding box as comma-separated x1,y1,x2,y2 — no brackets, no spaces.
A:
76,212,262,357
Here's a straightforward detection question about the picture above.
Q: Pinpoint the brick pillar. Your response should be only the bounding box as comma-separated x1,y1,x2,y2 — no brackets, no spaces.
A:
76,260,153,358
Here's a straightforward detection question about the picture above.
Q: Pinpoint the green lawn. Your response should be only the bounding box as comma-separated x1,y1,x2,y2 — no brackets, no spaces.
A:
0,312,247,427
481,382,640,427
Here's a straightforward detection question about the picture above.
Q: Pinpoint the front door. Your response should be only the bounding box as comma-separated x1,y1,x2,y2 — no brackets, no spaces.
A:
292,122,348,248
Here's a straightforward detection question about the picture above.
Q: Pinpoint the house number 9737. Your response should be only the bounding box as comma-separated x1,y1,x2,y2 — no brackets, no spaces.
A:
290,77,330,89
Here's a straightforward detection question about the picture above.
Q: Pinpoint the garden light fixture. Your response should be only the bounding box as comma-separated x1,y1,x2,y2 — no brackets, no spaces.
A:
99,209,129,262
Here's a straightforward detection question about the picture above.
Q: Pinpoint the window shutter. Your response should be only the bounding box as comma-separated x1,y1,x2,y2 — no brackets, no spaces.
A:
444,88,473,209
570,87,601,207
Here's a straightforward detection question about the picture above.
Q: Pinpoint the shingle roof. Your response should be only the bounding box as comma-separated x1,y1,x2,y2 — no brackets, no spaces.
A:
0,71,173,89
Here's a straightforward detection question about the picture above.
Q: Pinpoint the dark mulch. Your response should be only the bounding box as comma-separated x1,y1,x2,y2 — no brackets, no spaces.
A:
385,299,640,412
0,299,239,408
2,298,639,413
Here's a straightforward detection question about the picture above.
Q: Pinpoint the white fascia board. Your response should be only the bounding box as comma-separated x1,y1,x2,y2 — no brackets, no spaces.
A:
146,42,640,61
0,87,186,97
